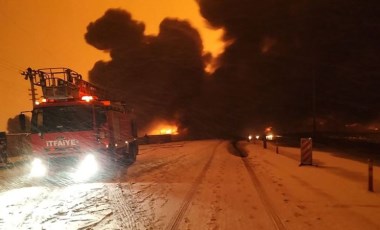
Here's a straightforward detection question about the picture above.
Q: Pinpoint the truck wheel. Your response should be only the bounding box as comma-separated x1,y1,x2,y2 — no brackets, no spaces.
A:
134,142,139,155
131,142,137,162
126,142,136,164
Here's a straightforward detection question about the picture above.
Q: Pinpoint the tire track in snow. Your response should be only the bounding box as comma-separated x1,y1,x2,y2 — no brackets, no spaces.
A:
127,154,190,179
234,141,287,230
165,140,223,230
108,183,140,229
127,143,213,180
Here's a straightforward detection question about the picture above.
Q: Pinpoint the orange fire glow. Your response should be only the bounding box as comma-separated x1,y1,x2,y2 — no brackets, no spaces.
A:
146,120,179,135
159,127,178,135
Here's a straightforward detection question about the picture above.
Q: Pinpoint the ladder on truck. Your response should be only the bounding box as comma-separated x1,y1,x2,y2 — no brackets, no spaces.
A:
22,67,107,104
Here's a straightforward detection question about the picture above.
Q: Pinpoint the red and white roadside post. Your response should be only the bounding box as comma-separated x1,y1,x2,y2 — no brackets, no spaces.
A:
300,138,313,166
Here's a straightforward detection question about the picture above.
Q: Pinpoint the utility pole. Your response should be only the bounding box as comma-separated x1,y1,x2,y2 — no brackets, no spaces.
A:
22,67,37,107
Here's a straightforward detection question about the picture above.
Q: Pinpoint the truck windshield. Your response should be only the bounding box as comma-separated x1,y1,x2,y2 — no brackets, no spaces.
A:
31,105,93,133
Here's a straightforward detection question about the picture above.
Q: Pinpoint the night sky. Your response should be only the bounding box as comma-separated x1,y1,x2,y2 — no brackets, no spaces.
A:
85,1,380,138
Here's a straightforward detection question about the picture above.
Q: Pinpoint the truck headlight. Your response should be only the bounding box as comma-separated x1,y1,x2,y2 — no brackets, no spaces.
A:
73,154,98,182
29,158,47,178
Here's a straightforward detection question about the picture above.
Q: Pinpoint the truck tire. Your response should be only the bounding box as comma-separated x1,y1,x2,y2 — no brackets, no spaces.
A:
126,142,137,164
134,142,139,155
131,142,137,162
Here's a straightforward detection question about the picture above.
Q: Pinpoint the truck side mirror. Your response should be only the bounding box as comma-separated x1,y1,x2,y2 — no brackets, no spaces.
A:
19,113,26,132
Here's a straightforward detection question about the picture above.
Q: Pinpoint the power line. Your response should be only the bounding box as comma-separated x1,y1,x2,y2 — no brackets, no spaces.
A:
0,56,24,72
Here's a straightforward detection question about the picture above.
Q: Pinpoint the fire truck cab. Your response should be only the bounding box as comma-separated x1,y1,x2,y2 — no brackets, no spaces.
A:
20,68,138,180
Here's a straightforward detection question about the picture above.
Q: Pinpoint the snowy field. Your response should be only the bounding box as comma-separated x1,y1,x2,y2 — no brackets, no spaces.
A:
0,140,379,229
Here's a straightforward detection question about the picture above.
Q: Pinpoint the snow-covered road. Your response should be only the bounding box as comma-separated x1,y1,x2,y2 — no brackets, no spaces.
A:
1,140,380,229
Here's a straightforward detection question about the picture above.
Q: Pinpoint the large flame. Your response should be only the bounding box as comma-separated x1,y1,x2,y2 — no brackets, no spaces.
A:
146,120,179,135
159,126,178,135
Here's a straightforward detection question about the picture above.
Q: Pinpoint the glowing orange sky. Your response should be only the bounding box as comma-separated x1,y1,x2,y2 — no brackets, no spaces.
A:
0,0,224,131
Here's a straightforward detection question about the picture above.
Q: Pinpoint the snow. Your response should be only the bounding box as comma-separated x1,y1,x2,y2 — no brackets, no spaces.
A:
0,184,113,229
245,141,380,230
0,139,379,229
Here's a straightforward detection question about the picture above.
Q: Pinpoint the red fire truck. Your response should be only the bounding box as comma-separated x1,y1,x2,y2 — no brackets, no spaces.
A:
19,68,138,181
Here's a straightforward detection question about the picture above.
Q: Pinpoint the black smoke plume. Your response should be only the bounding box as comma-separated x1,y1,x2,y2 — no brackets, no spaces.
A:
197,0,380,134
85,9,206,136
86,2,380,138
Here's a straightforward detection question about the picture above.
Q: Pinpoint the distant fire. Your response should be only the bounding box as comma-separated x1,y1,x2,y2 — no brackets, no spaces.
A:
146,120,179,135
159,127,178,135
